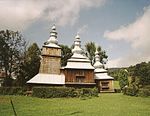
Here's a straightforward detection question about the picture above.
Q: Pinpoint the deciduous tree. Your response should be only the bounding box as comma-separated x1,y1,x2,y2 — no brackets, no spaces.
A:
0,30,26,86
85,42,108,65
60,45,72,66
15,43,41,86
118,69,129,90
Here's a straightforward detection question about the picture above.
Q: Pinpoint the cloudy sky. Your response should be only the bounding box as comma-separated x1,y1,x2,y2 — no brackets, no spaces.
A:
0,0,150,68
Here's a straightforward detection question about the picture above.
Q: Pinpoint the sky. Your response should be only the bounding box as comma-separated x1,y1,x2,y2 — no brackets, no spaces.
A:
0,0,150,68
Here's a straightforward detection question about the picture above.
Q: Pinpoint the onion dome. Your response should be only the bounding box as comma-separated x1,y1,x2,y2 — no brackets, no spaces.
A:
93,48,113,80
64,34,94,69
93,48,107,73
47,25,58,44
44,25,60,48
72,34,83,54
93,49,103,69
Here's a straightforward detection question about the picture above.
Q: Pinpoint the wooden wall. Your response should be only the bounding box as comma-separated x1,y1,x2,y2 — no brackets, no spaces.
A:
96,79,114,92
39,46,61,74
64,69,95,83
40,57,61,74
42,47,61,56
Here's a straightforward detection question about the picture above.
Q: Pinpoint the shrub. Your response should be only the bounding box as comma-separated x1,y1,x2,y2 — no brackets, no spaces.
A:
32,87,76,98
144,85,150,90
32,87,98,98
0,87,25,95
78,88,98,98
123,85,150,97
138,88,150,97
123,87,138,96
114,89,121,93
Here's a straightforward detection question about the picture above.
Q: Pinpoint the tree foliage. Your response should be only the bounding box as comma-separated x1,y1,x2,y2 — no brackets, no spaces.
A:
0,30,41,87
123,62,150,97
15,43,41,86
85,42,108,65
108,68,129,89
128,62,150,86
60,44,72,66
118,69,129,90
60,42,108,67
108,68,121,81
0,30,26,86
25,43,41,80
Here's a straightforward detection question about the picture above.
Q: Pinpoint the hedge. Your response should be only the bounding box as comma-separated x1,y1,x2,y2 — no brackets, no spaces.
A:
0,87,26,95
32,87,98,98
0,87,99,98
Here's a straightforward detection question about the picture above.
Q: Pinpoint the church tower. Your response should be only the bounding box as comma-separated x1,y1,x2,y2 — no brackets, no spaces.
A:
39,25,61,74
94,48,114,92
27,25,65,85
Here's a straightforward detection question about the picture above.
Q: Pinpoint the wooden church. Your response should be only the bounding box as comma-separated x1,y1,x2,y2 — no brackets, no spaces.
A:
27,25,114,92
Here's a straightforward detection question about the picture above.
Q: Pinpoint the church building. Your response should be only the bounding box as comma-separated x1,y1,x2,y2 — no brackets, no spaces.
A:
63,34,95,88
27,25,114,92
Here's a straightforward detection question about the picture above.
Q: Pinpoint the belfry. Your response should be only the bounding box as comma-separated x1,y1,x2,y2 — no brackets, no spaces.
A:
27,25,65,85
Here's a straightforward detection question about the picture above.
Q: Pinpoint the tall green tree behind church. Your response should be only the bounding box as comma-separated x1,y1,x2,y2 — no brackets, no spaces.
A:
85,42,108,65
60,42,108,67
60,45,72,66
15,43,41,86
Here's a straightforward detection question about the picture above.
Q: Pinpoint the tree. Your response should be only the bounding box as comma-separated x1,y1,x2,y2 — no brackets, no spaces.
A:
123,62,150,96
128,62,150,86
85,42,108,65
15,43,41,86
108,68,121,81
60,45,72,66
118,69,129,90
25,43,41,80
0,30,26,86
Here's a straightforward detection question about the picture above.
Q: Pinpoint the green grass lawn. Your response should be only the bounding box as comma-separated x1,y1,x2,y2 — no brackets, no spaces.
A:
0,93,150,116
114,81,120,89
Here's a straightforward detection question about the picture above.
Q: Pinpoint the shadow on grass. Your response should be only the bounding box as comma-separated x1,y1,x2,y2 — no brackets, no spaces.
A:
62,111,82,116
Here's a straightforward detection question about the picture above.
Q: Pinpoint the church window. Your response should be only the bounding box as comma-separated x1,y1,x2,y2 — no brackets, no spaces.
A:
76,76,85,83
101,81,109,90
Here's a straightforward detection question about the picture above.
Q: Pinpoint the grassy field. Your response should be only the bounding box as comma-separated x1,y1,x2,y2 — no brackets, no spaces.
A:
0,93,150,116
114,81,120,89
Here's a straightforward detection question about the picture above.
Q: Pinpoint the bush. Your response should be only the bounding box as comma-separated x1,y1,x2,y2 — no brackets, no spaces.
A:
138,88,150,97
0,87,25,95
123,87,138,96
78,88,98,98
32,87,98,98
123,84,150,97
32,87,77,98
114,89,121,93
143,85,150,90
